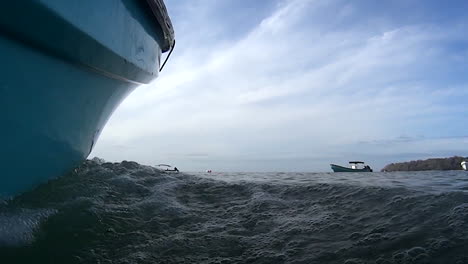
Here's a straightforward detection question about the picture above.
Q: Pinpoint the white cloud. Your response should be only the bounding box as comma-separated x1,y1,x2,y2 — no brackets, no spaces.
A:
91,0,468,171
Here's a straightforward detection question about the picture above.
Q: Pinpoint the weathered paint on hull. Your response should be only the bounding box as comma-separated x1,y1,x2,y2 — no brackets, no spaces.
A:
0,0,167,197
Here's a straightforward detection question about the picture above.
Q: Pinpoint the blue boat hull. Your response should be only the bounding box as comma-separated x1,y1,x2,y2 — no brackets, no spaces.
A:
0,0,171,197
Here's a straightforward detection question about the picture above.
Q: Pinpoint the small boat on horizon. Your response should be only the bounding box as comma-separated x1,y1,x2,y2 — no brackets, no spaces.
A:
330,161,373,172
156,164,179,173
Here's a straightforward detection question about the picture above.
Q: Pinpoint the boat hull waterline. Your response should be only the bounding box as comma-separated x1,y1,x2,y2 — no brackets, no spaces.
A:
0,0,174,197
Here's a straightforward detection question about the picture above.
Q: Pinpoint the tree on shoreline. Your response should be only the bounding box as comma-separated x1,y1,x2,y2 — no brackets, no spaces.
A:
381,156,467,172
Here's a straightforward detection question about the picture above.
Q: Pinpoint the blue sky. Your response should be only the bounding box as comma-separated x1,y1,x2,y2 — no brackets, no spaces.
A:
92,0,468,172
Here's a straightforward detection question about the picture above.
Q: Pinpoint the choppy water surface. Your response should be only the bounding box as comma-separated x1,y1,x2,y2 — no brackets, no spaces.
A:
1,160,468,263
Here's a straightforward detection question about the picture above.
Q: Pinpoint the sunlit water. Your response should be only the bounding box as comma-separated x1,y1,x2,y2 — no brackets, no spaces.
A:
1,159,468,263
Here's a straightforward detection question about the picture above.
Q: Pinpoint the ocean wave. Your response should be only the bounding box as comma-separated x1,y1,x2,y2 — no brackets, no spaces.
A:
1,159,468,263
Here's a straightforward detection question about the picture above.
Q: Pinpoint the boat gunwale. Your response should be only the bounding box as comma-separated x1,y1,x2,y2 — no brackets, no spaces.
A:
145,0,175,52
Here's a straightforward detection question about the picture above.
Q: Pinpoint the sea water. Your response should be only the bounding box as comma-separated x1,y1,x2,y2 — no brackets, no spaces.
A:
1,159,468,263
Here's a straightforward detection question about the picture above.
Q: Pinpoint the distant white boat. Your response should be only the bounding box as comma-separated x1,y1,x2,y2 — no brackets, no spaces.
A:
462,161,468,171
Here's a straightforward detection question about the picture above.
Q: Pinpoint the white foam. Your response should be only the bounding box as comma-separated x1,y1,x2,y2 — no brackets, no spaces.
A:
0,208,56,246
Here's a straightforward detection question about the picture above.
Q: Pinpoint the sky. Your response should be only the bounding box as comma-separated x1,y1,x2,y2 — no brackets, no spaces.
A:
91,0,468,172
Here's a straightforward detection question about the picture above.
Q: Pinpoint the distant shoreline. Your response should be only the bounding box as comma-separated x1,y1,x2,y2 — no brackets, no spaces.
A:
381,156,467,172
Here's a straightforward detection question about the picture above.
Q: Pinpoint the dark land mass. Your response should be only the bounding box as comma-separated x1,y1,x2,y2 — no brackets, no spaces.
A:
382,156,467,172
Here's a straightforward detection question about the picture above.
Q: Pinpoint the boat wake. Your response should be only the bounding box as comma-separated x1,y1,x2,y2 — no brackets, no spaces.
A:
1,159,468,263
